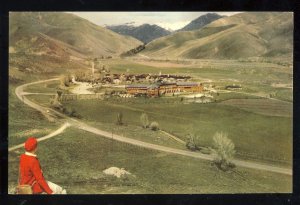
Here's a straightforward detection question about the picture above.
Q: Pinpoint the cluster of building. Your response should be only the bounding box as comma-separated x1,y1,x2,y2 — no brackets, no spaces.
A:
100,73,191,85
126,82,204,97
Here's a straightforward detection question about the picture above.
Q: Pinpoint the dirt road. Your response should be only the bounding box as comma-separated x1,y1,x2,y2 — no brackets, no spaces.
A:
12,78,292,176
9,122,71,152
70,80,94,94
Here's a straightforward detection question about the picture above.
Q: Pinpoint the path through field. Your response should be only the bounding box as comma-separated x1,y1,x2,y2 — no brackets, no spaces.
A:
9,122,71,152
11,78,292,176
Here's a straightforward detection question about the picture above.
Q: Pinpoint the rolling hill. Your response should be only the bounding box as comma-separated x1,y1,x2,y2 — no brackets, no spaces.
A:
9,12,142,58
177,13,224,32
140,12,293,59
106,23,172,44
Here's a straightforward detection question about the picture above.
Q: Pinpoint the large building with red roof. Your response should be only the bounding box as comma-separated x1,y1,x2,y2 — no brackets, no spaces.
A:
126,82,203,97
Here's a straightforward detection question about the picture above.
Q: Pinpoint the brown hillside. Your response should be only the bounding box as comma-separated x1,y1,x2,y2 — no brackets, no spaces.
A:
141,12,293,59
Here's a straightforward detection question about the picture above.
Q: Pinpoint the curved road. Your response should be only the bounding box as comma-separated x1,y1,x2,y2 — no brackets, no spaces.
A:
13,78,292,176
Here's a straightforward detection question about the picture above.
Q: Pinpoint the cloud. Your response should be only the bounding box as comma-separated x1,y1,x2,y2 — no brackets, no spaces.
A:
68,12,242,29
156,21,191,30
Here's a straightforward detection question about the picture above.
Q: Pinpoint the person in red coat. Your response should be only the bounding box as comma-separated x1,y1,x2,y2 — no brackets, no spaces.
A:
19,137,66,194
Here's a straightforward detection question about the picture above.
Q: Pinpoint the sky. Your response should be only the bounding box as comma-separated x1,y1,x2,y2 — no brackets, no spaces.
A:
69,12,241,30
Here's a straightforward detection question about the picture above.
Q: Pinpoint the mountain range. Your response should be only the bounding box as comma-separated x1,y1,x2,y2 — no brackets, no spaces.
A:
106,24,171,44
140,12,293,59
9,12,293,65
177,13,224,32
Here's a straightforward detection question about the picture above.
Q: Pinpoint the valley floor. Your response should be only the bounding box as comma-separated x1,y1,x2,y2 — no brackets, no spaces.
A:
8,58,293,194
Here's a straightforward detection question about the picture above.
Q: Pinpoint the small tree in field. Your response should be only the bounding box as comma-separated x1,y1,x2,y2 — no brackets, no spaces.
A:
150,121,159,131
186,134,200,151
140,113,149,128
60,75,70,87
212,132,236,171
116,112,123,125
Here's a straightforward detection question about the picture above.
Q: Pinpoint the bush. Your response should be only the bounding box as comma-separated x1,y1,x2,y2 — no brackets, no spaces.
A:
211,132,236,171
150,121,159,131
140,113,149,128
69,107,82,118
50,97,63,110
186,134,200,151
60,74,71,87
116,112,123,125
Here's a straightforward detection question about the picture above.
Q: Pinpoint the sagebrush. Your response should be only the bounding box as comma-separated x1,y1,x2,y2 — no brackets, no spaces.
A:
212,132,236,170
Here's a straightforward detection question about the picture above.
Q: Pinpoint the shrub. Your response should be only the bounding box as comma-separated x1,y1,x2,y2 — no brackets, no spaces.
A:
60,74,71,87
69,107,82,118
186,134,200,151
150,121,159,131
50,97,63,110
140,113,149,128
116,112,123,125
211,132,236,171
62,106,81,118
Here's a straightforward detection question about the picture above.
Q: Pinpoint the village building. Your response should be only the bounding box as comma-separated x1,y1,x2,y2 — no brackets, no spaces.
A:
126,84,149,95
125,82,203,97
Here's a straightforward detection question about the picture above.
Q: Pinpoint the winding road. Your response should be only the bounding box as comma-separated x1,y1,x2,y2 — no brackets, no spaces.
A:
11,78,292,176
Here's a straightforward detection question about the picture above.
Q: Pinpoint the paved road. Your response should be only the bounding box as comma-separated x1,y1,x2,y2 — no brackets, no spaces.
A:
13,78,292,176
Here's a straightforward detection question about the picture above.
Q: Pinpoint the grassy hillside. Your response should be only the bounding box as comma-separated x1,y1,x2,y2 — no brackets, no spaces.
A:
9,128,292,193
9,12,142,58
141,12,293,59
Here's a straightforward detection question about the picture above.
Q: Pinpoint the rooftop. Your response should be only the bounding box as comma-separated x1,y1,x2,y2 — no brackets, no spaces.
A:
126,84,149,88
176,82,199,86
126,82,201,89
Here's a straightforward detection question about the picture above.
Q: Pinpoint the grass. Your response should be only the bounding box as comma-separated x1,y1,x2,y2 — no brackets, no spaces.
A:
8,84,61,147
212,92,262,102
8,127,292,194
221,98,292,117
24,81,60,93
67,58,292,103
87,121,185,150
273,88,293,102
61,97,292,167
141,13,292,60
8,55,292,194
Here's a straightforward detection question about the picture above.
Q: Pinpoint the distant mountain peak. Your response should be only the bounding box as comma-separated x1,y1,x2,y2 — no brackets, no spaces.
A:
106,24,172,44
141,12,293,60
177,13,224,32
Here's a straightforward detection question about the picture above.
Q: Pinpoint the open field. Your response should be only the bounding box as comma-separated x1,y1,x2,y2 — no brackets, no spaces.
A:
23,57,293,167
9,57,293,194
221,98,292,117
8,84,61,147
57,96,292,167
8,128,292,194
24,81,60,93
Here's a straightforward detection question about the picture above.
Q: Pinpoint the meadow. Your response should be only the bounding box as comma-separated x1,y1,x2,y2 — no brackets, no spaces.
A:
8,78,61,147
8,127,292,194
22,58,293,167
61,96,292,167
9,57,293,194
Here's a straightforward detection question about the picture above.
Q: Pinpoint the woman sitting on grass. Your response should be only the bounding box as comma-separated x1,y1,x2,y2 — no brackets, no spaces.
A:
19,137,67,194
